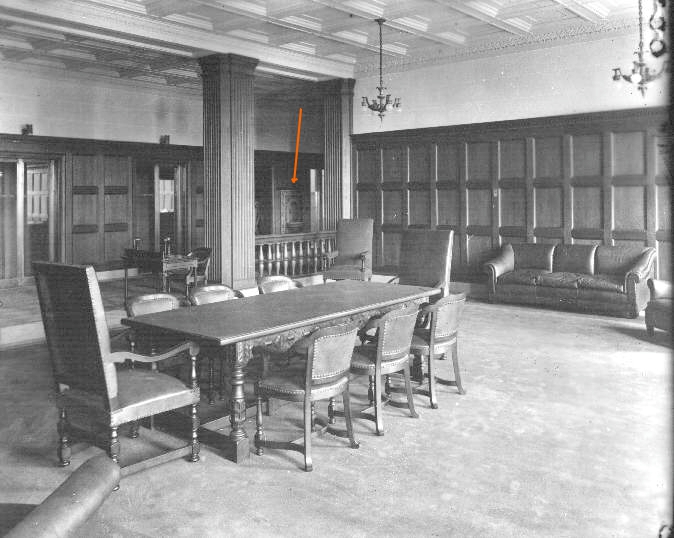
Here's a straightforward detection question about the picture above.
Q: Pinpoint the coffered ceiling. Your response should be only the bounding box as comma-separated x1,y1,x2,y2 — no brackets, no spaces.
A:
0,0,639,95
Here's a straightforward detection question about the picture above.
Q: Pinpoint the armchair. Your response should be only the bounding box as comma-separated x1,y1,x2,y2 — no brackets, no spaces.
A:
388,230,454,297
167,246,212,295
33,262,200,476
323,218,373,282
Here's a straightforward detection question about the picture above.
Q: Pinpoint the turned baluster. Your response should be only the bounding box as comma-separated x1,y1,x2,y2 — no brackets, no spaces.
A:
274,242,281,275
290,241,297,276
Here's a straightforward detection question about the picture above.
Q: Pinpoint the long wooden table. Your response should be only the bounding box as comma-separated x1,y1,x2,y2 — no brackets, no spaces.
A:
121,280,440,462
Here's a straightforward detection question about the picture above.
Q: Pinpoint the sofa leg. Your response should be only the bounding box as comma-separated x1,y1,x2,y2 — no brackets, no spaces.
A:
647,324,655,337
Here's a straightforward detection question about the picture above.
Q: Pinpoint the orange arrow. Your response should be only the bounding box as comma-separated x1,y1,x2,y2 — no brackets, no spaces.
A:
291,107,303,183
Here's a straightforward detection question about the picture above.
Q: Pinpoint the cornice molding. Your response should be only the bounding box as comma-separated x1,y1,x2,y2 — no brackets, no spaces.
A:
354,17,637,76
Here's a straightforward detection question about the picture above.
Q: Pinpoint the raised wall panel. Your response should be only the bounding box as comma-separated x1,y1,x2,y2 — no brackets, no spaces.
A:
613,131,645,176
572,134,602,177
467,142,491,182
657,242,670,280
655,136,670,177
382,232,401,267
534,136,562,179
656,185,670,231
466,235,492,270
409,144,432,183
72,234,99,265
382,191,402,224
382,147,405,183
467,189,491,226
357,149,380,184
437,188,459,226
534,187,562,227
500,139,525,179
409,190,430,226
436,141,460,183
72,194,97,226
613,186,646,230
572,186,602,229
104,231,127,262
500,188,526,227
357,190,378,222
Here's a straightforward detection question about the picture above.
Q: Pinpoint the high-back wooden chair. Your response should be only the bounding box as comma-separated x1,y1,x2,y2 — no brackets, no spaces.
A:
390,230,454,297
254,323,360,471
349,306,420,436
257,275,303,294
323,218,374,282
33,261,200,475
410,293,467,409
188,284,242,404
167,246,212,294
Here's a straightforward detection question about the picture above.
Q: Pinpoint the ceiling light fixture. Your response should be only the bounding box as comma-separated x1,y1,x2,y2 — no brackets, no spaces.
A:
361,18,401,121
612,0,668,97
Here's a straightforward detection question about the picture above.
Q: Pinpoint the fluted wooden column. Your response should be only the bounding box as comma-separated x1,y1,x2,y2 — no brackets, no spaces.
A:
319,79,354,228
199,54,258,289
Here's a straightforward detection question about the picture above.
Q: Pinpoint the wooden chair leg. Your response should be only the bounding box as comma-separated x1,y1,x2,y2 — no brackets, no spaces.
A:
368,375,375,405
129,420,140,438
374,367,384,436
342,390,360,449
109,427,120,464
452,342,465,395
385,374,391,396
304,399,313,472
190,403,200,462
57,407,71,467
328,397,336,424
427,352,438,409
255,392,265,456
402,362,419,419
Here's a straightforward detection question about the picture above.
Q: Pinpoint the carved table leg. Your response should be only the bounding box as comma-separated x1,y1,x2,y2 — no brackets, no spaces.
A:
228,342,250,462
255,393,265,456
57,407,71,467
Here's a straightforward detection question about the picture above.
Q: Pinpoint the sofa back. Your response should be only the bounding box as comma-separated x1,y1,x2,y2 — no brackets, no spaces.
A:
595,245,651,275
512,243,555,271
552,244,597,274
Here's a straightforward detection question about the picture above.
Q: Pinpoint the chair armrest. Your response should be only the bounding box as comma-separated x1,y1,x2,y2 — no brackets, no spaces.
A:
357,315,384,343
106,341,200,364
483,245,514,295
625,249,657,284
648,279,672,300
386,276,400,284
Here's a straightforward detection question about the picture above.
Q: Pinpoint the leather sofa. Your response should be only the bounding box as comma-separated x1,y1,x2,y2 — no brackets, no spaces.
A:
645,279,671,335
484,243,656,318
5,454,120,538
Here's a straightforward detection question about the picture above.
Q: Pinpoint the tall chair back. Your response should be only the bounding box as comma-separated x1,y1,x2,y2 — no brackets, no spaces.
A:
324,218,374,281
397,229,454,296
376,306,420,361
429,293,465,343
188,284,241,305
306,323,359,387
188,247,212,282
33,262,114,404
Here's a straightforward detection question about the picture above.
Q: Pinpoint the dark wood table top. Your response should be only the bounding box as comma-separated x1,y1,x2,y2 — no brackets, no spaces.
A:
121,281,439,346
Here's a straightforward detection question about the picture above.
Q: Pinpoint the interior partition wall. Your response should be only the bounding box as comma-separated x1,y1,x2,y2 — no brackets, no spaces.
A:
352,107,670,281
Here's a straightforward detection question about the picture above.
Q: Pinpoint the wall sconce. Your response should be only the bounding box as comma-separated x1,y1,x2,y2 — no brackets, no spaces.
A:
21,124,33,136
159,135,170,145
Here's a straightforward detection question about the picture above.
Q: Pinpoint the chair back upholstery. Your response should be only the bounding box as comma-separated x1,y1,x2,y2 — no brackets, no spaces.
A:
397,230,454,296
305,323,359,387
125,293,180,317
334,218,374,269
188,247,212,277
257,275,303,294
428,293,466,342
33,262,116,406
188,284,240,305
377,306,419,361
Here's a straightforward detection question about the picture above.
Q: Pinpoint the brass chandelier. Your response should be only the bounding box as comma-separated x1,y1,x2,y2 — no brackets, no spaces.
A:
361,18,401,121
612,0,668,97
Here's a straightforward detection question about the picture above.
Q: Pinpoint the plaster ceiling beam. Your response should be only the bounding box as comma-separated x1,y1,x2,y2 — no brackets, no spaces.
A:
548,0,608,22
145,0,201,19
0,0,355,78
432,0,531,36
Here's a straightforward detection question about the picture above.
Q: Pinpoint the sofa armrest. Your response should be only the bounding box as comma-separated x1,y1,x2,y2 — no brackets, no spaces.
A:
648,278,672,300
6,454,120,538
625,249,657,285
483,244,514,295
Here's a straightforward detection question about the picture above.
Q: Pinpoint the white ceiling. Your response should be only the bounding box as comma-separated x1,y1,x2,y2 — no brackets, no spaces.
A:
0,0,640,95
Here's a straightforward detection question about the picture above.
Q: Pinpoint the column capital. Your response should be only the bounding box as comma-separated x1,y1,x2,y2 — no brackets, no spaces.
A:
198,54,259,77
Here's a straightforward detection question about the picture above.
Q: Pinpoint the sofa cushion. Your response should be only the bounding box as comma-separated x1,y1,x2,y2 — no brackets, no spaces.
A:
577,274,624,293
537,272,581,289
512,243,555,271
595,245,648,275
552,244,597,274
499,269,548,286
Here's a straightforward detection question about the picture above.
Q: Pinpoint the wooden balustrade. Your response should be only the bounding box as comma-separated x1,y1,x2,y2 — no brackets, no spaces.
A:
255,231,336,277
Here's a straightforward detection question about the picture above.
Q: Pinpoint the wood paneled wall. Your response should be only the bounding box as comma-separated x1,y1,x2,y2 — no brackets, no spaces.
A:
352,107,670,280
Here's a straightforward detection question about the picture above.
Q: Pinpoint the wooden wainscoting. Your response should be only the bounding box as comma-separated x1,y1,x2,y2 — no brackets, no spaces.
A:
352,107,670,281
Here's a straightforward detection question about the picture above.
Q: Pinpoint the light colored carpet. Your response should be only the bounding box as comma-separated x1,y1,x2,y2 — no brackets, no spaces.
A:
0,301,670,537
